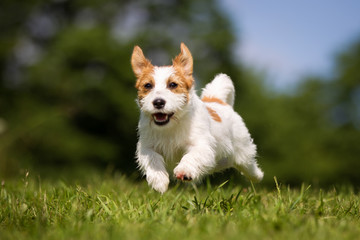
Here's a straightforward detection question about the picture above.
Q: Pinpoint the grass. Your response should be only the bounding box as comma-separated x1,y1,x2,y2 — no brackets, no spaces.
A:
1,172,359,240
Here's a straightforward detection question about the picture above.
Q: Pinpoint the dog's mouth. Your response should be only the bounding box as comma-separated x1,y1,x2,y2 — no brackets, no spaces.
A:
152,113,174,126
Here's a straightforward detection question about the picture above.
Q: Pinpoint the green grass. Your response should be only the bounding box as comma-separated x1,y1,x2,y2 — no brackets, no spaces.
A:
1,172,359,240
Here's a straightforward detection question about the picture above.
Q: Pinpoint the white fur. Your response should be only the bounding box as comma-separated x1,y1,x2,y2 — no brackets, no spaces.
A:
136,69,263,193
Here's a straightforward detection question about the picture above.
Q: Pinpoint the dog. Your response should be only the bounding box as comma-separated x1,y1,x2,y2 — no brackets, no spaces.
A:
131,43,263,193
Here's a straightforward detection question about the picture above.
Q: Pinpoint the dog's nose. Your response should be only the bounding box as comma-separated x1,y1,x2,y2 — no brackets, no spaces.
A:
153,98,166,109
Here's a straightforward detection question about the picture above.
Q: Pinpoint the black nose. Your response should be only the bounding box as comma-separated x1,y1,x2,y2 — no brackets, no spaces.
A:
153,98,166,109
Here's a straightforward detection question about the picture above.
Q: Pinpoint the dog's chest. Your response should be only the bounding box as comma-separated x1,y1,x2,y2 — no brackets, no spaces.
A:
150,129,189,164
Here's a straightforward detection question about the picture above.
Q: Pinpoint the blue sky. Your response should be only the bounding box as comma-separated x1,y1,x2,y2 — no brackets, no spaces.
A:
219,0,360,89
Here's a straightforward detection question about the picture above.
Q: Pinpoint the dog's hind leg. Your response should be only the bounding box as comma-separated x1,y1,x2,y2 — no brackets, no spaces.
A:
232,141,263,182
231,118,264,182
234,155,264,182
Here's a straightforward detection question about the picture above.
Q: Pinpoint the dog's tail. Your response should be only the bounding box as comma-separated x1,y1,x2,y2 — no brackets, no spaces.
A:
200,73,235,107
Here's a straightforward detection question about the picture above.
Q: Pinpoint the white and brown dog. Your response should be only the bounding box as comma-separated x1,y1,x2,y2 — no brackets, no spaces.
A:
131,43,263,193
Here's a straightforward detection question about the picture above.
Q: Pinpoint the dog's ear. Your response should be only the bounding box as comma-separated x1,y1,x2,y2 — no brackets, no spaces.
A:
173,43,193,77
131,46,152,78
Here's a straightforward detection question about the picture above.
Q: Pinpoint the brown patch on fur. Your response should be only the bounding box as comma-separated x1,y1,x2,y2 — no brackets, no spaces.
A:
172,43,194,89
166,75,188,93
201,96,227,105
172,65,194,90
131,46,153,78
135,66,155,102
206,107,222,122
166,70,193,103
131,46,156,104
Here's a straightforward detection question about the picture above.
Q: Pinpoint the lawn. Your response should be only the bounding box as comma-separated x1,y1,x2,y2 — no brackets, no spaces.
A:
1,172,359,240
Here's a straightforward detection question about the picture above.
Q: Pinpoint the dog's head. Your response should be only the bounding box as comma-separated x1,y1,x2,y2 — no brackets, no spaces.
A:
131,43,194,127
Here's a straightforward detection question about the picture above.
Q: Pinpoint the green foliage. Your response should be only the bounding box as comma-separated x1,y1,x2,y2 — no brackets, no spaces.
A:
1,174,360,240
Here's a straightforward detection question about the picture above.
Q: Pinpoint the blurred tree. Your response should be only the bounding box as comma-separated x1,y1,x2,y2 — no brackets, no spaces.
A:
244,38,360,186
325,39,360,183
0,0,240,177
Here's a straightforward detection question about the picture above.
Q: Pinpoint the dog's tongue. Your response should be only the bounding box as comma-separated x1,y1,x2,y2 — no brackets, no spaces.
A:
154,113,167,121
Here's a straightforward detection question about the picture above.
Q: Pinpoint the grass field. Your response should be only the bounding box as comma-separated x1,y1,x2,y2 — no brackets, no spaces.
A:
1,172,359,240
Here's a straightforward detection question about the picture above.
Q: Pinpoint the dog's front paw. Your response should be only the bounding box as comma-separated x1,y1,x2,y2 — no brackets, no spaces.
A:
174,164,197,182
146,171,170,193
175,172,192,181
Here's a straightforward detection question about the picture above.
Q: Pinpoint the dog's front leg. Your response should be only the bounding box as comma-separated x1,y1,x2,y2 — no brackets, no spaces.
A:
174,145,216,181
137,143,169,193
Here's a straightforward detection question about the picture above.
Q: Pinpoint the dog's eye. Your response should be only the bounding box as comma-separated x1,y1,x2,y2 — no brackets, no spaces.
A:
168,82,178,89
144,83,153,89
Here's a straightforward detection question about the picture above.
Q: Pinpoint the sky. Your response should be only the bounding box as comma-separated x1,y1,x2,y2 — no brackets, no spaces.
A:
219,0,360,90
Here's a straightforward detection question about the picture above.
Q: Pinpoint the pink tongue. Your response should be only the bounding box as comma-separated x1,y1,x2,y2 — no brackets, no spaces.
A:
154,113,167,121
